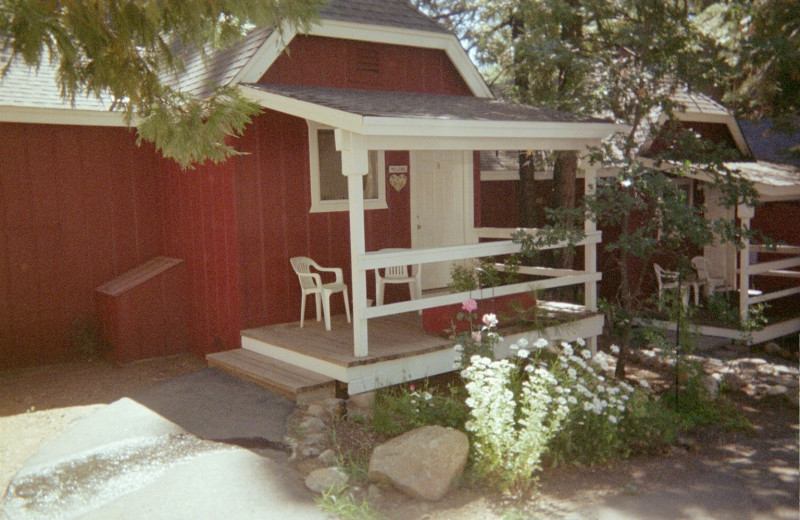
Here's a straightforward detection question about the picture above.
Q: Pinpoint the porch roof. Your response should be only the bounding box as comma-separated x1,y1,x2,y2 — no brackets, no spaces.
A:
677,160,800,201
240,83,622,150
725,161,800,200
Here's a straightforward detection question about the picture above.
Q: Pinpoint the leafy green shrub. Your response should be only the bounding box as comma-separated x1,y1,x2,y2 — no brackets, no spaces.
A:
371,381,468,437
544,343,637,466
448,256,521,293
661,376,751,431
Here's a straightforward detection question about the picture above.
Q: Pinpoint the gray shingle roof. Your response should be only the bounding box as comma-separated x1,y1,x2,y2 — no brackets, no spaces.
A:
672,90,729,116
724,161,800,191
245,83,607,124
319,0,448,33
1,0,452,113
0,51,112,112
163,26,275,98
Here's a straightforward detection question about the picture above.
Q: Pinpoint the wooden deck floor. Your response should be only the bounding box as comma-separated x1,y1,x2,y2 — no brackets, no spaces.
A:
241,312,452,368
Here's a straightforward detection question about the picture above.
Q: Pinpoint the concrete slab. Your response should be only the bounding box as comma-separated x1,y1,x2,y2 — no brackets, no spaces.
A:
0,369,328,520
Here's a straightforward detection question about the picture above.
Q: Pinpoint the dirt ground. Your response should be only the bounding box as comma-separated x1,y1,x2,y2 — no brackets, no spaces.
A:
0,353,207,495
1,349,798,520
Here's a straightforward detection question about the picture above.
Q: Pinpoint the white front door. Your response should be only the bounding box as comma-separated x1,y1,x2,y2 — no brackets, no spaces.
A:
410,150,474,290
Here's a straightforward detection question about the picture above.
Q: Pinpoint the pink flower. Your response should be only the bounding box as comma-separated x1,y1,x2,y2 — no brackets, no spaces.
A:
462,299,478,313
409,384,416,391
472,331,482,343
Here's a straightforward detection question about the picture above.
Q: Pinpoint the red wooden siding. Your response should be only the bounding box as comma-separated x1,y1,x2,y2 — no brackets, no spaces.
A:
480,181,520,228
751,201,800,315
161,158,243,357
232,111,414,329
1,35,482,366
0,123,166,367
261,36,473,95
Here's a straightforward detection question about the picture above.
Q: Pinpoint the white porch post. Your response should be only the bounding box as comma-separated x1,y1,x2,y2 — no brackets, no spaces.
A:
738,203,755,323
582,155,599,353
336,130,370,357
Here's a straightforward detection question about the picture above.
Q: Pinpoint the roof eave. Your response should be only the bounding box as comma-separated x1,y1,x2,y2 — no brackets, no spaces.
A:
0,105,128,127
239,84,624,151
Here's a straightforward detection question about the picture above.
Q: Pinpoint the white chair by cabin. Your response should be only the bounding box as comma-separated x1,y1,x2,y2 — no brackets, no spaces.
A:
375,249,422,311
691,256,730,297
654,263,690,309
290,256,351,331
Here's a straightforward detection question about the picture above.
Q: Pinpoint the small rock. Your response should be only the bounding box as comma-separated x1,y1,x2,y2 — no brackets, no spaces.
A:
298,417,328,435
318,448,338,466
301,445,321,458
735,358,767,367
306,403,326,418
764,342,782,356
348,392,374,410
764,384,789,397
701,375,720,399
676,433,698,451
305,467,348,494
722,372,747,391
301,432,329,449
322,398,345,418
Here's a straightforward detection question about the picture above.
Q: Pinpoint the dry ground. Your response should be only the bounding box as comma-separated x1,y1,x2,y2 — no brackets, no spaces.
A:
1,349,798,520
0,353,207,494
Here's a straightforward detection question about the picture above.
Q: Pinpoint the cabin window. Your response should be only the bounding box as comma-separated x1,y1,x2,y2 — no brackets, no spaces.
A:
308,122,386,213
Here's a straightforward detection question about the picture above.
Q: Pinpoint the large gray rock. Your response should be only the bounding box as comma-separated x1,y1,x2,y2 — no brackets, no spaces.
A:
368,425,468,501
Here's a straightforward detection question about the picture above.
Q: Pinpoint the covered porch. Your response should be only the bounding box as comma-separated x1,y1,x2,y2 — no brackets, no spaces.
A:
658,161,800,344
230,84,620,394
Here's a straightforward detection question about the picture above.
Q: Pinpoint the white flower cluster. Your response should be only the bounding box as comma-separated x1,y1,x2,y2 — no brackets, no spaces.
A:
549,341,634,426
460,336,640,489
461,351,569,491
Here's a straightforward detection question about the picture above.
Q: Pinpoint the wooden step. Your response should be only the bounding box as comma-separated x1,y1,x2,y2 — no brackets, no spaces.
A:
207,349,336,405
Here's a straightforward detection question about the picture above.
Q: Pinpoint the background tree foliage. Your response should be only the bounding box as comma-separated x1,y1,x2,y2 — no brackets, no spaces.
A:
0,0,324,167
417,0,799,121
417,0,793,375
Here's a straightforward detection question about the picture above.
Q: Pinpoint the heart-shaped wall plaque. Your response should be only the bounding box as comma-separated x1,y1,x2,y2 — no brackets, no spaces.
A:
389,173,408,192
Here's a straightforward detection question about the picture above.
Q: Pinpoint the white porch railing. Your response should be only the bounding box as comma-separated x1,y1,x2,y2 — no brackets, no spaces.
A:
355,228,602,355
741,245,800,309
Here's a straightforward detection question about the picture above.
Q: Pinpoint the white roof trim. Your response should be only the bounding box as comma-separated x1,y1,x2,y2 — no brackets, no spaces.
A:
233,23,295,84
0,105,128,127
361,116,620,140
239,84,364,130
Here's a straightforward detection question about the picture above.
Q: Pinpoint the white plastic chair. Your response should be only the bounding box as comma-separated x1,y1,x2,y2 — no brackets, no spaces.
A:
654,263,690,309
375,248,422,310
691,256,730,297
290,256,351,331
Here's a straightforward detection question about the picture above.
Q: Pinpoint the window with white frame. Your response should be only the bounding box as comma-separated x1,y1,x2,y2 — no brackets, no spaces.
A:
308,122,386,213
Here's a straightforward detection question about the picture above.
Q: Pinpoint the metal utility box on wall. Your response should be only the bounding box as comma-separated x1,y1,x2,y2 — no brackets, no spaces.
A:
96,256,189,363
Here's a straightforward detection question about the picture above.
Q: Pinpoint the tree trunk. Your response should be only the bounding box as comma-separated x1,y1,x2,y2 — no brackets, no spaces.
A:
551,151,578,271
518,153,542,228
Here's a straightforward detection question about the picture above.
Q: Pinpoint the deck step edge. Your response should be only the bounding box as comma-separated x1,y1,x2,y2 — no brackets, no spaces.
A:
207,349,336,404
